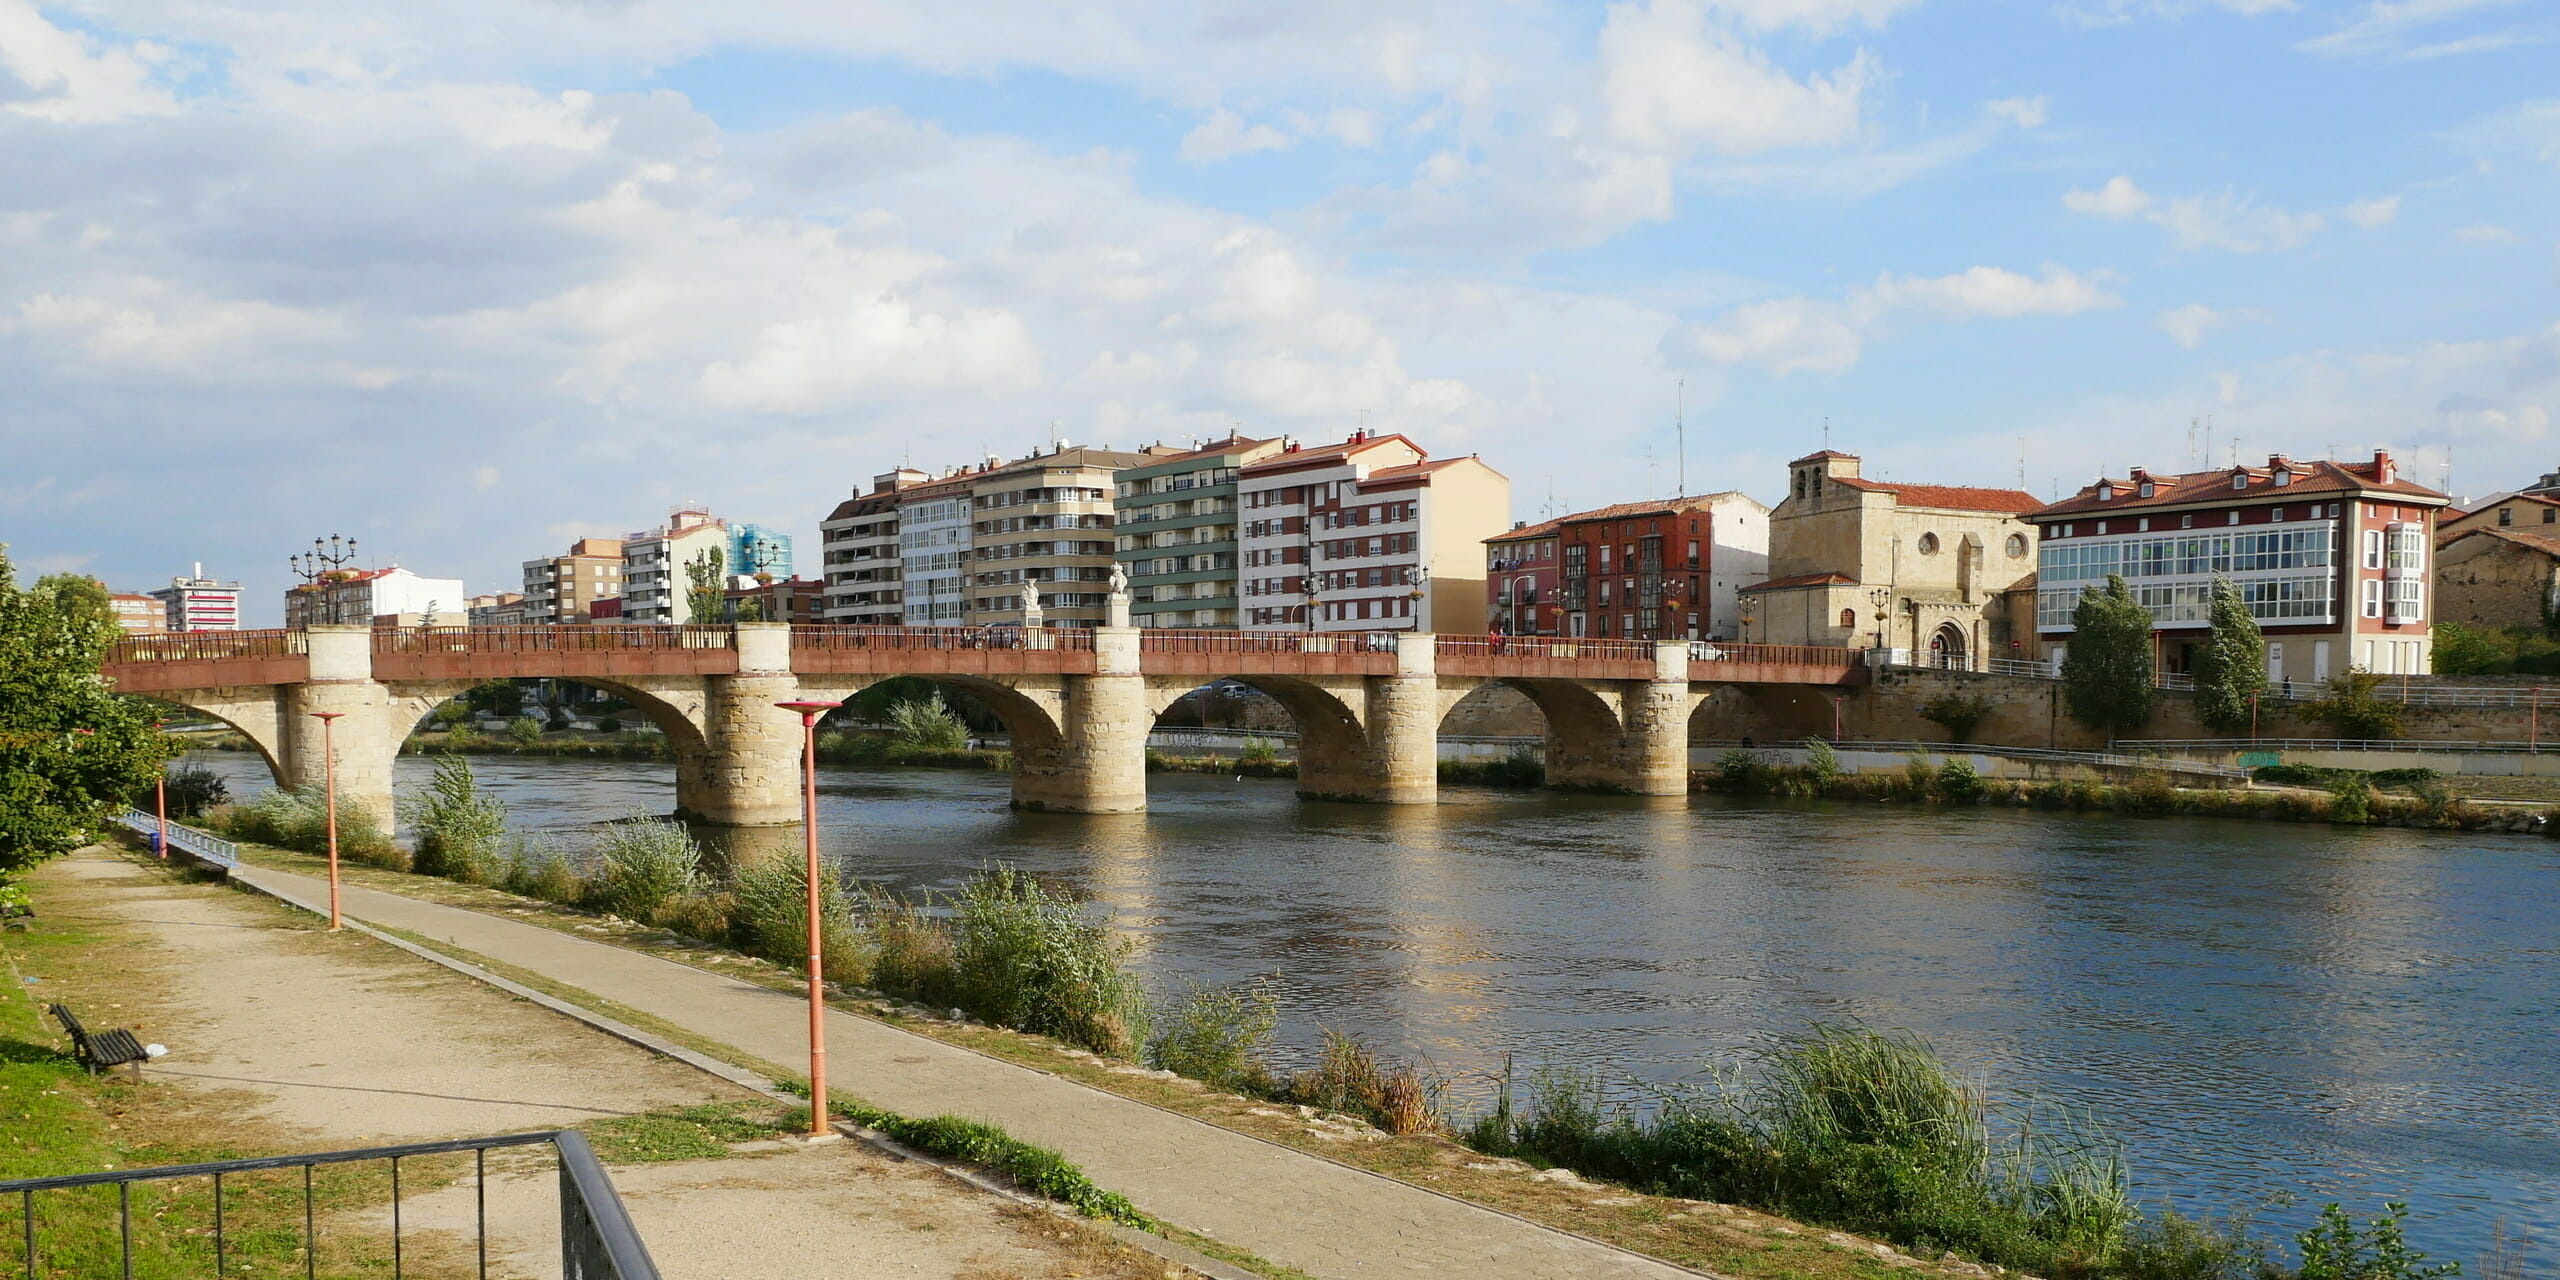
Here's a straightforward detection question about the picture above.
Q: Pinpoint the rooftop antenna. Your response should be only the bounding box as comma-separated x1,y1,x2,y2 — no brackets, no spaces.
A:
2204,415,2213,469
2017,436,2026,491
1646,444,1658,499
2187,417,2198,468
1049,419,1061,451
1822,416,1831,452
1675,378,1687,498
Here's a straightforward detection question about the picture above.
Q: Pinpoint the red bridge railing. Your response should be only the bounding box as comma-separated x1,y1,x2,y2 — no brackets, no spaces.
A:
1436,635,1655,663
108,629,304,664
1688,642,1864,669
373,625,733,653
792,625,1097,653
1141,630,1399,655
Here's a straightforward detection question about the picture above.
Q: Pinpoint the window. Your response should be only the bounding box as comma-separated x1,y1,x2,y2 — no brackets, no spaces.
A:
2362,529,2384,569
2275,471,2293,487
2362,578,2383,617
2180,514,2194,529
2138,481,2154,498
1917,532,1940,554
1839,607,1856,628
2232,474,2246,489
2006,534,2027,558
2500,507,2514,526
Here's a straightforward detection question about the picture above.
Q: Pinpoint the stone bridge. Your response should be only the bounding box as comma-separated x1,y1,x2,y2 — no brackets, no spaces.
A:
105,624,1867,828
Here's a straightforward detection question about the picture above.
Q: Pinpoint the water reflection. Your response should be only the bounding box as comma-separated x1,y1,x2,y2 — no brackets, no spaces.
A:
181,751,2560,1268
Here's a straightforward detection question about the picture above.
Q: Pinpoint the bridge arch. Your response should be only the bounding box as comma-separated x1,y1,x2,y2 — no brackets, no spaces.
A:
139,691,290,791
1142,674,1373,801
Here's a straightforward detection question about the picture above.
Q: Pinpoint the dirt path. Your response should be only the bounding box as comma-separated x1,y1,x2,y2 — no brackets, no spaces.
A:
25,850,1196,1280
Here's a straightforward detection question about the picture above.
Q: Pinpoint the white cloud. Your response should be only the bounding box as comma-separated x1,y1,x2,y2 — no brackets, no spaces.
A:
0,0,179,122
2299,0,2534,59
2061,0,2297,26
2454,224,2518,243
472,466,501,491
1986,96,2050,129
2064,175,2326,252
1671,264,2117,374
1700,0,1925,33
1598,0,1873,155
2450,99,2560,169
1179,108,1293,162
2342,195,2401,227
698,295,1045,412
2158,304,2228,348
2064,175,2153,217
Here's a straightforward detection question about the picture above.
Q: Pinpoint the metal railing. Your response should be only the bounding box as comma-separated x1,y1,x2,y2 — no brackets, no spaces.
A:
1689,642,1865,668
113,808,238,870
1888,655,2557,708
1143,630,1398,655
374,625,732,653
106,630,305,665
1438,635,1656,662
0,1130,657,1280
792,624,1097,652
2123,737,2560,755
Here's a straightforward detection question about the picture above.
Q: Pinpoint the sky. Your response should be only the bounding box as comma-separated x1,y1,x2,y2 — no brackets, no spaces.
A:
2,0,2555,623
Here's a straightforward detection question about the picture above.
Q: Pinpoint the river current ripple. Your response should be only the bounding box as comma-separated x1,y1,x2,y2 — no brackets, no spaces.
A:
187,751,2560,1268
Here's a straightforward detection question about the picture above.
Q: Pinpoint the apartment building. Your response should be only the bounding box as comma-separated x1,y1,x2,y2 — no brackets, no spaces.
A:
820,469,927,625
1113,435,1285,628
284,566,466,627
621,508,729,624
520,537,624,624
969,444,1151,629
899,471,982,627
2024,450,2450,680
1490,493,1770,640
1238,432,1510,632
109,592,165,635
725,576,825,624
150,566,240,632
729,523,795,580
466,592,529,625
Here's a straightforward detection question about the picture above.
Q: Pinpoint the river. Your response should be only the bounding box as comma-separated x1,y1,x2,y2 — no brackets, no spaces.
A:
183,750,2560,1267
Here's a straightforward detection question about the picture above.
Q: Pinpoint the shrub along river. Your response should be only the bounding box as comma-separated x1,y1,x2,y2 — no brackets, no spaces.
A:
186,751,2559,1268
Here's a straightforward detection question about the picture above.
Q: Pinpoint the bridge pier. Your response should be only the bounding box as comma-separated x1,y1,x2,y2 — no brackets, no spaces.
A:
1542,643,1694,795
1013,629,1149,814
281,625,403,832
1297,635,1439,805
679,624,808,827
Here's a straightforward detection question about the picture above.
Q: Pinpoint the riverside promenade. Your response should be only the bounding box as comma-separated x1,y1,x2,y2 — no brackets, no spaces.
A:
230,861,1700,1280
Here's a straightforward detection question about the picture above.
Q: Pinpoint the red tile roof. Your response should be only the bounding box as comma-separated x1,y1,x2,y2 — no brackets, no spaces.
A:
1487,517,1565,544
2032,455,2447,519
1238,433,1425,476
1829,477,2043,514
1790,449,1857,464
1126,434,1284,467
1740,571,1857,592
2441,526,2560,557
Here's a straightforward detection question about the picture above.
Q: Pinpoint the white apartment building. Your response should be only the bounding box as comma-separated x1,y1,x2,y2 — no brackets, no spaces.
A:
1239,432,1511,632
151,566,240,631
284,566,467,627
820,469,927,625
621,508,729,624
899,473,981,626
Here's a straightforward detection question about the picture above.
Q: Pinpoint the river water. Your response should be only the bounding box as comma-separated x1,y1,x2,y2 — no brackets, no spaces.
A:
185,751,2560,1267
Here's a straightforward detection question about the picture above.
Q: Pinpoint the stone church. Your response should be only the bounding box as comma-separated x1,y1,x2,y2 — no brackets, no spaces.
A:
1740,450,2042,668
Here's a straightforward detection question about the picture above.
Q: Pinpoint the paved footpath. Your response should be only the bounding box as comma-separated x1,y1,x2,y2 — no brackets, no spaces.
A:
235,863,1697,1280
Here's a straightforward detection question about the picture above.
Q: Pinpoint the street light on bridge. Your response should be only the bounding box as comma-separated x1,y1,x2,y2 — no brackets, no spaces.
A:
775,698,845,1139
291,536,361,625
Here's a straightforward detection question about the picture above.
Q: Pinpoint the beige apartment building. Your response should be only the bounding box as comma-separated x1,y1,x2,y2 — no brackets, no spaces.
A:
820,469,927,625
1742,450,2042,667
1238,432,1510,632
520,537,624,624
967,444,1153,629
622,509,729,624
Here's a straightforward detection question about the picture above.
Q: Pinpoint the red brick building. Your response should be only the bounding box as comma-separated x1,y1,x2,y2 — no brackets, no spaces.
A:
2024,450,2449,681
1484,494,1770,640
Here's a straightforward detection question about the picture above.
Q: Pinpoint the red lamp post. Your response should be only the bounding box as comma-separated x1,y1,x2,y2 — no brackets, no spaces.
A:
153,720,169,859
308,711,345,930
776,699,845,1137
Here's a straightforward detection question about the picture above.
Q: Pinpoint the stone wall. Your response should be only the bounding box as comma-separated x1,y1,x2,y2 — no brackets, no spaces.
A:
2437,534,2557,632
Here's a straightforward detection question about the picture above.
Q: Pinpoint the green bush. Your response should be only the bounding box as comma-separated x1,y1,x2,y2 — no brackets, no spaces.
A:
411,755,507,882
1239,737,1282,766
2307,672,2404,741
146,761,231,820
501,836,588,905
949,867,1147,1056
223,785,403,868
728,853,870,986
2328,775,2375,824
1935,758,1985,804
506,715,544,745
886,697,969,750
1920,693,1994,743
2296,1202,2457,1280
1147,978,1280,1092
1804,738,1841,786
1276,1029,1444,1136
837,1104,1151,1227
588,820,703,923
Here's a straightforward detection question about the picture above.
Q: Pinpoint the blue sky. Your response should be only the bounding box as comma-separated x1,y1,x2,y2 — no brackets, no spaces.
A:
1,0,2554,622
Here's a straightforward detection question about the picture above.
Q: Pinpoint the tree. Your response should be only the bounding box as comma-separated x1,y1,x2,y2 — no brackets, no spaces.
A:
2430,622,2505,675
684,547,727,623
2060,574,2156,738
0,546,179,882
2308,671,2403,741
2192,577,2268,734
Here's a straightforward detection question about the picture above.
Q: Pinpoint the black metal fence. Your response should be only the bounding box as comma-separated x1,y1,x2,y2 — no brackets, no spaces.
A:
0,1130,657,1279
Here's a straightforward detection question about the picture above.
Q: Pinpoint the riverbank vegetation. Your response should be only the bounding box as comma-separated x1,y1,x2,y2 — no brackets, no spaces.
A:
1698,748,2534,833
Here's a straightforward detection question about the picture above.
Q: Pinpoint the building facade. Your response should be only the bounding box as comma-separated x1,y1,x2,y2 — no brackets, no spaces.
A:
621,509,729,624
2025,451,2450,680
284,566,467,627
1113,436,1283,628
969,445,1148,629
150,567,241,631
521,537,624,624
728,523,795,581
1518,494,1770,641
898,472,982,627
819,469,926,625
109,592,165,635
1237,433,1510,632
724,576,825,624
1485,519,1562,635
2435,527,2560,632
1743,451,2041,667
466,592,530,626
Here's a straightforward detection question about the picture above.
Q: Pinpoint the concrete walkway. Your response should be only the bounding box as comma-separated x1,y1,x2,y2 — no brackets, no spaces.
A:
233,863,1695,1280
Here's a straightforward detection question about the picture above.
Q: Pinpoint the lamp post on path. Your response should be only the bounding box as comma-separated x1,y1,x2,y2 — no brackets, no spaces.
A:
308,711,345,930
777,698,845,1138
153,720,169,859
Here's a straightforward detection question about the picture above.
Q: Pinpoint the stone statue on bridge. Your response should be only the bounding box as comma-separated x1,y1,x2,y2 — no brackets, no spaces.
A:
1020,578,1043,629
1107,562,1131,628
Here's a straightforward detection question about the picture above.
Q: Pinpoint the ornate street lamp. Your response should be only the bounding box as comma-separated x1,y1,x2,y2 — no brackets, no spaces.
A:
291,535,361,625
775,698,845,1138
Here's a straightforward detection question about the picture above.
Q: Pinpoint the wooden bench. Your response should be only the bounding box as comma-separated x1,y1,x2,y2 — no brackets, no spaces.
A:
48,1003,155,1076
